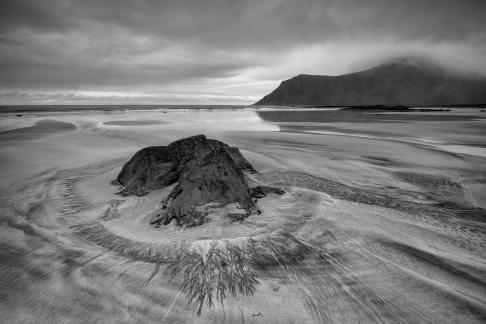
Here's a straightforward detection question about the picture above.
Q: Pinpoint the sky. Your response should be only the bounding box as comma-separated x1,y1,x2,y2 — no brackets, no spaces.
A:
1,0,485,105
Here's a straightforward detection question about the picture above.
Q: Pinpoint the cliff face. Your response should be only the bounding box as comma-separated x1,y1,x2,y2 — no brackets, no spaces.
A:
116,135,256,227
256,58,486,106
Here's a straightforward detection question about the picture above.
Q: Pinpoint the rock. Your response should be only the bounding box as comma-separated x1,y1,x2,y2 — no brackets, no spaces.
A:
249,185,285,199
117,135,256,227
117,135,254,196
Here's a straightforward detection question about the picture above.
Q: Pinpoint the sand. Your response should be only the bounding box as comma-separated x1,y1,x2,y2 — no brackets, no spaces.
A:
0,107,485,323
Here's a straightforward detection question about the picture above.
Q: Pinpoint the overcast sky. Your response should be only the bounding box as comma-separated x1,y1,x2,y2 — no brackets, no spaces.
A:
1,0,485,105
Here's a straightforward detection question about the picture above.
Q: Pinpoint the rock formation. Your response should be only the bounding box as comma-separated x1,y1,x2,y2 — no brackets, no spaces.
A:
116,135,257,227
117,135,254,196
255,57,486,106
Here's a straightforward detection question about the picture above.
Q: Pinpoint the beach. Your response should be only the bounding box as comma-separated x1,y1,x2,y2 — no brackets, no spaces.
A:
1,106,485,323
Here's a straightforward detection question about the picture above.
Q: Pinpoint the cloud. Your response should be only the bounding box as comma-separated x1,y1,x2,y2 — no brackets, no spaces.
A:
1,0,485,104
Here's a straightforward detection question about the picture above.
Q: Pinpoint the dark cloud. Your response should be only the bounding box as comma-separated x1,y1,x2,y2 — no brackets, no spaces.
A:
3,0,485,45
0,57,251,88
0,0,72,32
1,0,485,104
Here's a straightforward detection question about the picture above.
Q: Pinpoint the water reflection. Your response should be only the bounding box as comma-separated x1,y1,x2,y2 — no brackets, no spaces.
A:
0,109,279,133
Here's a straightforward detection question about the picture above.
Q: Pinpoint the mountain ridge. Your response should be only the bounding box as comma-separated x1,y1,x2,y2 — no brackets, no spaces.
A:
255,57,486,106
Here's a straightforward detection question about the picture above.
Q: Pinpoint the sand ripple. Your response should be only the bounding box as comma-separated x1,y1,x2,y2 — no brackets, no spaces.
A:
1,161,485,323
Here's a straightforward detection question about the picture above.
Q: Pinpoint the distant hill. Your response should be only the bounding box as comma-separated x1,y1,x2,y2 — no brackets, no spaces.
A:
255,57,486,106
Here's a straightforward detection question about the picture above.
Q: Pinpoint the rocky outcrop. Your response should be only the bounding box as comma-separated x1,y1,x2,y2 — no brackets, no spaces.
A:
117,135,256,227
255,57,486,106
117,135,254,196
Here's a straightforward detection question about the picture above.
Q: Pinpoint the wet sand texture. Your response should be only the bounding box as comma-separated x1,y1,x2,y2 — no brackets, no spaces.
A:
0,108,485,323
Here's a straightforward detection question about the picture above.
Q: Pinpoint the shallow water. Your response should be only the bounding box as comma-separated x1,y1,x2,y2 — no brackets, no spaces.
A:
1,107,485,323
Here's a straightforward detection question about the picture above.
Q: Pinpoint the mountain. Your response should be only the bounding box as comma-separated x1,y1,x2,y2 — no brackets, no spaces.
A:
255,57,486,106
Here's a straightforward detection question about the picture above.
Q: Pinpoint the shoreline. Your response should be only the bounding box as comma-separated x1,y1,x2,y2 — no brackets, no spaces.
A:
2,103,486,114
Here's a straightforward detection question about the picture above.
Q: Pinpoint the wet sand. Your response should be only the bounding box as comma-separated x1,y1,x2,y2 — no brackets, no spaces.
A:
0,119,76,140
103,120,170,126
0,108,485,323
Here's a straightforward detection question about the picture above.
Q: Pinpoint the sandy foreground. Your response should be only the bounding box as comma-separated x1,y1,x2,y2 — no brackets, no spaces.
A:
0,108,485,323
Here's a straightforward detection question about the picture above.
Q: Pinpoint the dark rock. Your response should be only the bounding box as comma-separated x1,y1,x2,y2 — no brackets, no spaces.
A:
249,185,285,199
117,135,256,227
117,135,255,196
